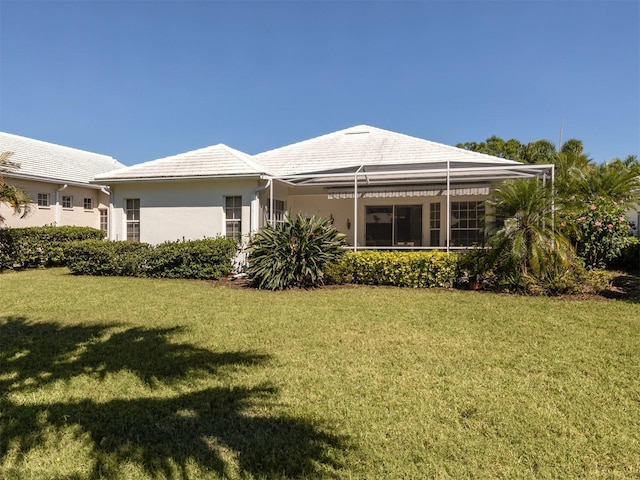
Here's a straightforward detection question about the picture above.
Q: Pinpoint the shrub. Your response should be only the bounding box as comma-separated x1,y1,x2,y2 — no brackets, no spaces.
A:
147,238,237,279
608,235,640,272
562,198,633,269
0,226,104,270
326,250,459,288
246,215,347,290
66,240,152,276
66,238,237,279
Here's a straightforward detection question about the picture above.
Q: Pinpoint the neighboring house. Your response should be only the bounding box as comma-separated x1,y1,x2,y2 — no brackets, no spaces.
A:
0,132,124,231
95,125,554,250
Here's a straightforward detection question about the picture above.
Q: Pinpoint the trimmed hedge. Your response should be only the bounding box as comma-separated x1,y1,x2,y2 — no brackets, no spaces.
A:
66,238,237,280
65,240,152,277
326,250,459,288
0,226,105,270
609,236,640,272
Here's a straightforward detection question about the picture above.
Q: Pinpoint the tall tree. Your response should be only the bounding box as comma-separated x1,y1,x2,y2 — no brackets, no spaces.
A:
520,139,558,165
0,152,31,224
456,136,525,161
457,136,560,164
554,139,594,199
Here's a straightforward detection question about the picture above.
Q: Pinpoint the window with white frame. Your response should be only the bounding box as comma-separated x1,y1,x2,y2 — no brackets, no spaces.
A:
62,195,73,209
126,198,140,242
37,193,50,207
99,208,108,235
84,198,93,210
450,201,485,246
225,196,242,240
429,202,441,247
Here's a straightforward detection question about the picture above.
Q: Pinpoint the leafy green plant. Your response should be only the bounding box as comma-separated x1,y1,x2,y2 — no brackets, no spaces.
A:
609,235,640,272
326,250,459,288
246,214,346,290
561,198,633,269
147,238,237,279
66,239,152,276
66,237,236,279
0,226,105,270
483,179,576,291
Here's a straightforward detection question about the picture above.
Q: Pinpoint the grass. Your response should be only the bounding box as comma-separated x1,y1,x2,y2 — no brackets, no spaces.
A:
0,268,639,479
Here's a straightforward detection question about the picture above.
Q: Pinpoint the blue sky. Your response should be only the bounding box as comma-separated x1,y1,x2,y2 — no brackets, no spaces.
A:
0,1,638,166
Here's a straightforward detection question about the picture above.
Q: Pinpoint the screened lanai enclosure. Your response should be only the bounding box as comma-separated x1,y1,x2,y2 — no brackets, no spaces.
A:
263,159,554,252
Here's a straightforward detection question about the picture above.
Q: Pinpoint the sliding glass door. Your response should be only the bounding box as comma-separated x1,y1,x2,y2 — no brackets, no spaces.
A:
365,205,422,246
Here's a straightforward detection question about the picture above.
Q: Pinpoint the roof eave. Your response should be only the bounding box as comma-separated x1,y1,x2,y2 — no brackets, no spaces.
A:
91,173,268,184
3,172,107,190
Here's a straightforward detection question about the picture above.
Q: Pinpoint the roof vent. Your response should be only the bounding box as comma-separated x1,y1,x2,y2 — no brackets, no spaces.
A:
344,129,370,135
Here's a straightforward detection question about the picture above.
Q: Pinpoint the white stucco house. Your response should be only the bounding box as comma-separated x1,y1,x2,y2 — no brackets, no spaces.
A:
0,132,124,231
94,125,554,251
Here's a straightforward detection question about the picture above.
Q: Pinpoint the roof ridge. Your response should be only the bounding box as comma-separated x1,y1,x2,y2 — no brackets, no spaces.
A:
254,125,367,158
217,144,270,174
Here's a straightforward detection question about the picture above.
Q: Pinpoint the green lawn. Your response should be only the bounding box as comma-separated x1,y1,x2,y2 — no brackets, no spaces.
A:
1,268,639,479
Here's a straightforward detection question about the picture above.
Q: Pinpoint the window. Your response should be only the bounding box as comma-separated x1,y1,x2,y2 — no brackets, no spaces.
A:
267,198,286,226
451,201,485,246
99,208,108,235
225,196,242,240
430,203,441,247
37,193,50,207
62,195,73,209
126,199,140,242
365,205,422,247
84,198,93,210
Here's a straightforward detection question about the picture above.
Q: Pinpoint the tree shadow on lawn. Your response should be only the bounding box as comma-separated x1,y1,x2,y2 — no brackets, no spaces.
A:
0,317,347,479
601,273,640,304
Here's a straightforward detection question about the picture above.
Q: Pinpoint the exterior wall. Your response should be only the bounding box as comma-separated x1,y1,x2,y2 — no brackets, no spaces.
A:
109,179,261,244
626,207,639,233
286,192,355,244
0,177,108,229
286,189,489,248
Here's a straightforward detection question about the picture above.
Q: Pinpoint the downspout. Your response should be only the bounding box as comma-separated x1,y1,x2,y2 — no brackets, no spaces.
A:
252,177,272,232
55,184,68,226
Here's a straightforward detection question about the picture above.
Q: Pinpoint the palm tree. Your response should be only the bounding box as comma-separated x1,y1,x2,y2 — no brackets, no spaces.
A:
554,139,594,199
0,152,31,224
567,160,640,208
483,179,574,285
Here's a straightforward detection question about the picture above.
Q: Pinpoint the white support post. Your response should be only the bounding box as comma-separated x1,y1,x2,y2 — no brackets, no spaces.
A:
269,180,274,227
353,169,358,252
446,160,451,253
551,166,556,248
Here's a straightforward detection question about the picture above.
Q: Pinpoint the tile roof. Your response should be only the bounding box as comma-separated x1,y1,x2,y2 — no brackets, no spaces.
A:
254,125,522,176
94,144,266,181
0,132,123,185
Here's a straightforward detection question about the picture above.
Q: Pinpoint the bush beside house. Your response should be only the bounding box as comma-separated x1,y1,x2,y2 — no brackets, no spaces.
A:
246,214,347,290
0,226,104,270
327,250,459,288
66,238,237,280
